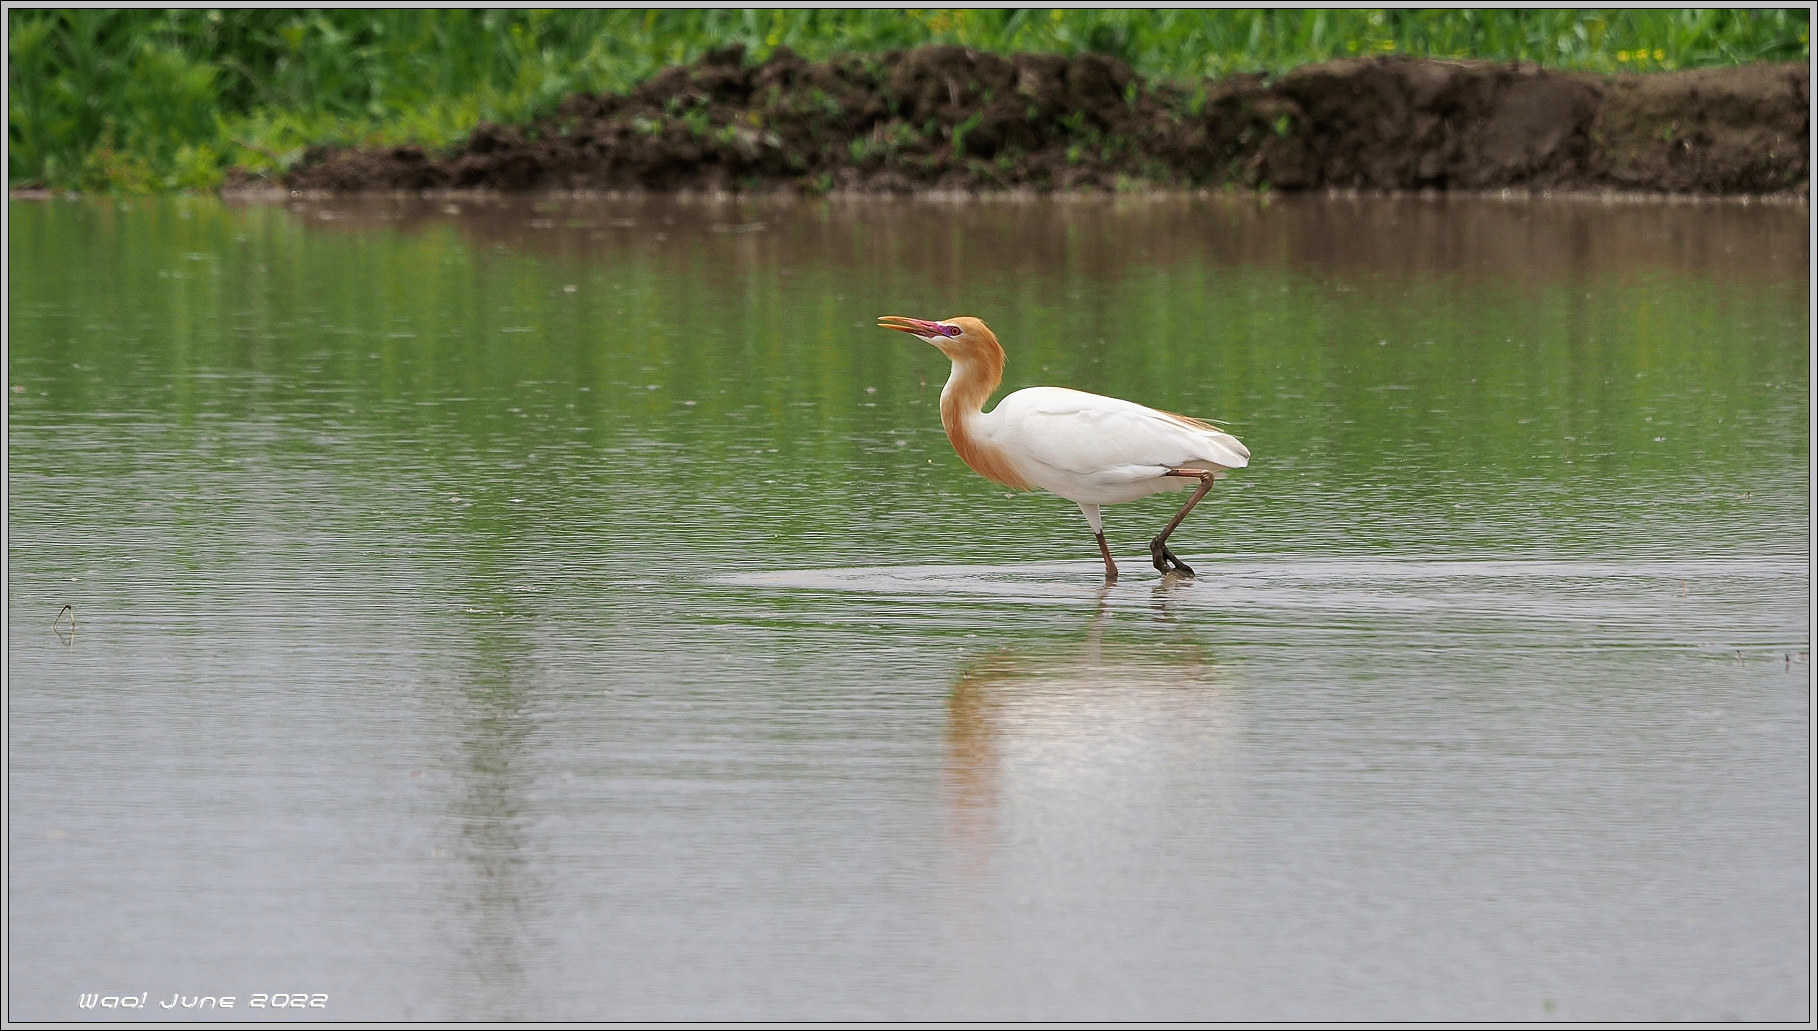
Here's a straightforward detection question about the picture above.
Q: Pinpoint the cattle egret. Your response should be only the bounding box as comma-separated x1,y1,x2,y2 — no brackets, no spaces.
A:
878,315,1249,583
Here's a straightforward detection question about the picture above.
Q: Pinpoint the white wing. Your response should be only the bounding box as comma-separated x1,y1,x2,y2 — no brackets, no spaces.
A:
987,387,1249,489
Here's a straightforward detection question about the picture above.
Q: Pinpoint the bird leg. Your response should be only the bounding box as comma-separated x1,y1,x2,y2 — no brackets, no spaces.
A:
1077,502,1119,584
1151,470,1217,576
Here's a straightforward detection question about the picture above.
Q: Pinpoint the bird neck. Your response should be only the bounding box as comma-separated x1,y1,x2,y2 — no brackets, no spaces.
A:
937,344,1003,424
938,341,1029,489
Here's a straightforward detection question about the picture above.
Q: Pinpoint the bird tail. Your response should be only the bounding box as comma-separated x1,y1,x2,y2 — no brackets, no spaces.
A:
1162,411,1251,469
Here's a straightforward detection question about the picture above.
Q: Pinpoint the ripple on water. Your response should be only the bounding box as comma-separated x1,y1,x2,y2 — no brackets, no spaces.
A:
715,553,1810,653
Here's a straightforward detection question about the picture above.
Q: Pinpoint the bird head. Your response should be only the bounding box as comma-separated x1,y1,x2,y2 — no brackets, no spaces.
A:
876,315,999,362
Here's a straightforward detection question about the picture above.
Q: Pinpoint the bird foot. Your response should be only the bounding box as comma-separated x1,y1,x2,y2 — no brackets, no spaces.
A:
1150,543,1195,577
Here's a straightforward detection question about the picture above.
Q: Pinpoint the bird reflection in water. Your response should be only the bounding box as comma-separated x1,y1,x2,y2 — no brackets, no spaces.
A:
943,580,1227,863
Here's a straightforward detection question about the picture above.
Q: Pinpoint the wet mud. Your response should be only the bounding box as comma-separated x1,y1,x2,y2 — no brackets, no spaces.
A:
285,45,1808,196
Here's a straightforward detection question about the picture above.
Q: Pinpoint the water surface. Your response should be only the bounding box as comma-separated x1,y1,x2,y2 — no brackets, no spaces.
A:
7,193,1809,1021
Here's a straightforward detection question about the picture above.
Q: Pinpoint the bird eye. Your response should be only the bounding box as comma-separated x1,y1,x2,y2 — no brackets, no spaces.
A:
943,325,962,337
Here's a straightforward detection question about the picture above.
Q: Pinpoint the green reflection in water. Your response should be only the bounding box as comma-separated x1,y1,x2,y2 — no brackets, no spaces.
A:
8,194,1806,578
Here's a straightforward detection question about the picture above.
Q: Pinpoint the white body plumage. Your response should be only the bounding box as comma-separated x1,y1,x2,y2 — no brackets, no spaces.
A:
959,384,1250,514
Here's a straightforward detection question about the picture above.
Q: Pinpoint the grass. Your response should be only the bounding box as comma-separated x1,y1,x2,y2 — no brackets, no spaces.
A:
8,8,1810,192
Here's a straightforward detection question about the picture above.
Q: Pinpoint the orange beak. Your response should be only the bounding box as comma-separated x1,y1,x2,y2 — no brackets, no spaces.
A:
877,315,950,339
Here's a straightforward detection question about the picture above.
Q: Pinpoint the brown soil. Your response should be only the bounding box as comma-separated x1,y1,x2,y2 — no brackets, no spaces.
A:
284,46,1809,196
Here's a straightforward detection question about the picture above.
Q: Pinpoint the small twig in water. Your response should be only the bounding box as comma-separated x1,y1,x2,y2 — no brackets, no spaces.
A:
52,604,76,645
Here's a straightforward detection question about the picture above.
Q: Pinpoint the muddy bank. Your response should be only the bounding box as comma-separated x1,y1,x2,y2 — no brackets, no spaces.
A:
286,46,1809,196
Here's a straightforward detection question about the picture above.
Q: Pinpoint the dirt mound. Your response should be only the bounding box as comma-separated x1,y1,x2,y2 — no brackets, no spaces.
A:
285,46,1808,196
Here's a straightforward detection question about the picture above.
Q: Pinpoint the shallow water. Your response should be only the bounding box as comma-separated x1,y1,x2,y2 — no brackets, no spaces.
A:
7,193,1809,1021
